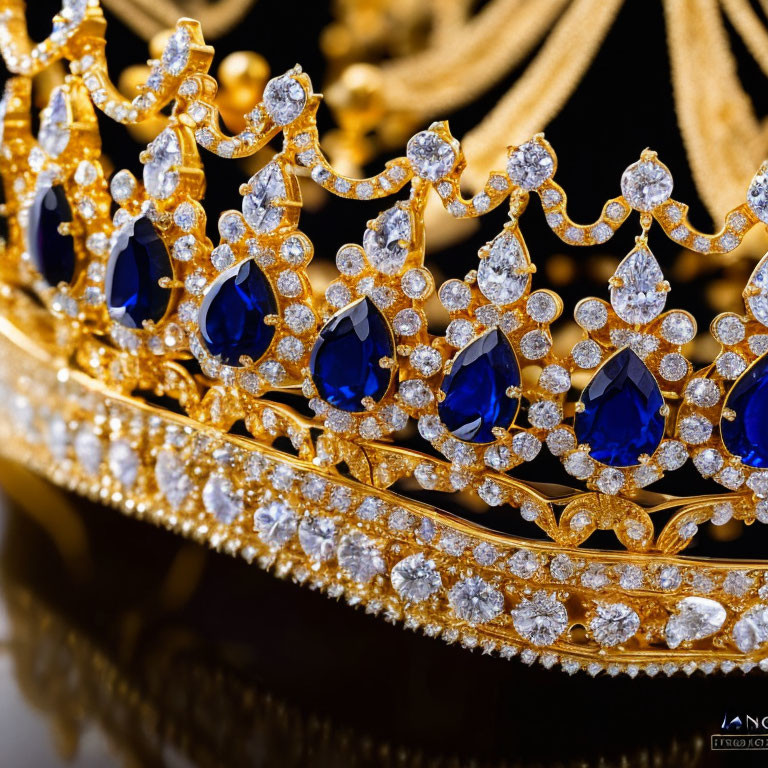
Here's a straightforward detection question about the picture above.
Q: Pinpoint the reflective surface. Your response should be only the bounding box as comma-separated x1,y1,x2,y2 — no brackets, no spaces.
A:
0,459,766,768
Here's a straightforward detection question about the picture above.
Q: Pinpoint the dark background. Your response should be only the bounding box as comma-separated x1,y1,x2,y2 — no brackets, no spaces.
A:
3,1,768,766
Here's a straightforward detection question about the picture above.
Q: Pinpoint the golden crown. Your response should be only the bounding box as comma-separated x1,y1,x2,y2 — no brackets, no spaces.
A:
3,0,768,678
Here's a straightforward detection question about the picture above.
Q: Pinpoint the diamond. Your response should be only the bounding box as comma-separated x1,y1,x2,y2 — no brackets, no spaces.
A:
391,553,442,602
406,130,456,181
685,378,720,407
154,449,191,509
477,231,530,306
620,156,673,211
528,399,562,429
665,597,727,648
659,353,687,381
747,164,768,223
363,206,411,275
509,549,539,578
575,300,608,330
108,439,138,488
526,291,557,322
679,415,712,444
520,330,550,359
512,591,568,646
590,603,640,647
393,308,421,335
298,514,336,561
242,163,286,234
38,87,70,157
539,364,570,394
401,268,429,299
445,319,474,347
74,427,101,474
732,605,768,652
161,26,190,75
336,246,364,276
263,73,307,125
448,577,504,624
410,345,442,376
337,531,385,583
658,565,682,590
143,128,181,199
610,246,666,324
693,448,723,477
254,499,297,546
572,340,602,368
202,473,242,524
717,351,746,378
507,139,555,190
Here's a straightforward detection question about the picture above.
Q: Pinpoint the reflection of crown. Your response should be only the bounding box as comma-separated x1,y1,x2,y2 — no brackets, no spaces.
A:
4,1,768,677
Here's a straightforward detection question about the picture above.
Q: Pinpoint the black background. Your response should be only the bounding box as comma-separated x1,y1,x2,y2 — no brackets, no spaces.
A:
4,1,768,766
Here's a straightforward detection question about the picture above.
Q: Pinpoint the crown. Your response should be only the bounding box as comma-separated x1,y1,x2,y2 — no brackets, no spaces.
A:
3,0,768,678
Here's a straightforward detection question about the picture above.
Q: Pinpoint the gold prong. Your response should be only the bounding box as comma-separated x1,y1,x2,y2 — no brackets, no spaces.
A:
139,150,152,163
239,354,254,367
263,314,280,326
723,407,737,422
379,356,395,369
657,280,671,293
505,385,521,399
491,426,507,439
436,390,446,402
158,277,184,289
397,344,413,356
608,276,623,289
239,183,250,196
659,404,670,417
744,284,761,297
574,401,585,413
361,396,376,411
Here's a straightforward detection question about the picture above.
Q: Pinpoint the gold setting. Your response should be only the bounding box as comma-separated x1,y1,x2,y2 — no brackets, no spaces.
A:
2,1,768,676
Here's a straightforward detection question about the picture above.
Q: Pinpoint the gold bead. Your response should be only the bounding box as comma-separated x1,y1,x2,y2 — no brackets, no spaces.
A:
326,64,385,132
218,51,270,96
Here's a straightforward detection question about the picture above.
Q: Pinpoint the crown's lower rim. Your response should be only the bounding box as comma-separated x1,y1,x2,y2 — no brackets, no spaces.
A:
1,291,767,677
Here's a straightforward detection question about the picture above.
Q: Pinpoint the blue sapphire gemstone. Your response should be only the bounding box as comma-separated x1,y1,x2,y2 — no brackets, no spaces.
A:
199,259,277,367
722,353,768,468
310,297,393,412
575,347,664,467
28,183,76,287
438,328,520,444
106,215,172,329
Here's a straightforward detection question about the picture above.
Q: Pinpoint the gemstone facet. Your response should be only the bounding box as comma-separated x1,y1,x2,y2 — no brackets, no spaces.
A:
363,206,412,275
105,215,173,328
665,597,727,649
28,183,76,287
310,297,394,412
199,259,277,366
438,328,520,443
610,246,666,324
575,348,665,466
620,156,673,211
477,230,530,306
721,353,768,467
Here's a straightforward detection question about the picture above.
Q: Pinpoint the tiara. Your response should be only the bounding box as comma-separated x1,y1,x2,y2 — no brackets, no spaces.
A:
3,0,768,679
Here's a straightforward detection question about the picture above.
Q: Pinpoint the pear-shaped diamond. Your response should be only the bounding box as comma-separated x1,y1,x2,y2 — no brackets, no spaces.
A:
610,245,666,325
747,162,768,223
665,597,727,648
363,206,412,275
746,254,768,326
732,604,768,652
242,162,286,234
155,449,191,510
477,230,530,306
143,128,181,199
202,472,242,524
38,87,70,157
575,348,665,467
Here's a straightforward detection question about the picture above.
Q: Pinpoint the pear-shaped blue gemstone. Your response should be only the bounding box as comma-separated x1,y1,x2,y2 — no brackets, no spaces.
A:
310,297,393,412
438,328,520,444
575,347,664,467
721,353,768,468
28,183,76,287
106,215,172,328
199,259,277,367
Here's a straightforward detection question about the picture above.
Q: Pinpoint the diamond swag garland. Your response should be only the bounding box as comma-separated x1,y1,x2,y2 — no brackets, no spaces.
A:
6,1,768,675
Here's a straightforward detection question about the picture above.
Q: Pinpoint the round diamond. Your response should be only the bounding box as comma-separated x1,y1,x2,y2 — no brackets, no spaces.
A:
211,244,235,270
363,207,411,275
658,565,682,590
512,431,541,461
448,576,504,625
253,499,297,546
399,379,432,407
337,532,385,583
679,415,712,444
512,591,568,646
539,365,570,394
326,282,351,308
393,308,422,336
263,73,306,125
277,270,302,297
546,428,575,456
401,268,429,299
509,549,540,578
550,554,574,581
520,330,550,359
439,279,471,311
716,351,746,379
336,245,364,275
564,451,595,479
528,400,562,429
590,602,640,647
685,378,720,407
661,312,695,344
658,440,687,469
445,319,474,347
715,315,745,345
596,467,624,495
620,156,673,211
298,514,336,561
572,340,602,368
110,169,136,202
285,303,314,334
507,140,555,190
659,353,687,381
219,213,246,242
693,448,723,477
526,291,557,322
406,131,456,181
410,345,442,376
391,553,442,602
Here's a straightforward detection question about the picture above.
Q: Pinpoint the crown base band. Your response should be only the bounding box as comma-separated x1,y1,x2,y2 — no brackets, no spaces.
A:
1,286,765,678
